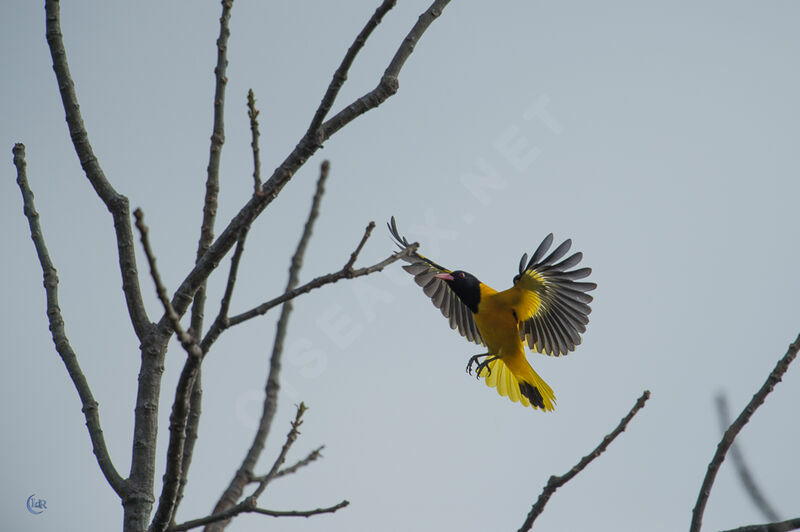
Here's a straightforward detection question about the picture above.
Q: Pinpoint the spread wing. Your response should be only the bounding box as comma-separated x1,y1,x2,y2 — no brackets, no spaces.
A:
514,234,596,356
388,217,484,346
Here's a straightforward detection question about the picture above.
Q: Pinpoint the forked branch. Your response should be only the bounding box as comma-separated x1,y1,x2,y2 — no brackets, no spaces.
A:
200,223,417,352
250,445,325,483
204,162,330,529
133,209,205,532
134,209,203,361
221,235,415,333
690,334,800,532
519,390,651,532
715,394,781,522
306,0,397,138
44,0,150,341
171,404,347,532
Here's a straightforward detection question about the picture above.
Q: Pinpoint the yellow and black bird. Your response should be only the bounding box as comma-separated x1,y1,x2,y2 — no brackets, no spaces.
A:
389,217,596,411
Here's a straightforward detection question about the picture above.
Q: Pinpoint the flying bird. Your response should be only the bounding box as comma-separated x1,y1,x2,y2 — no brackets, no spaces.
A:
388,217,596,411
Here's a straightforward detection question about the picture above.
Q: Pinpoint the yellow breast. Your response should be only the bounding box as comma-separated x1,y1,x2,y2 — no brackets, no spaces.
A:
474,285,525,356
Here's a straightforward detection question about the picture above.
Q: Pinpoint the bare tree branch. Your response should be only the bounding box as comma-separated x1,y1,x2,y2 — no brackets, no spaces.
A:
690,334,800,532
248,501,350,518
250,445,325,483
170,500,349,531
134,210,204,360
13,143,127,497
519,390,651,532
44,0,151,341
306,0,397,139
47,4,158,525
133,209,205,532
205,162,330,530
172,3,236,521
199,88,262,352
720,517,800,532
221,236,415,334
247,89,262,192
172,404,347,532
250,402,309,500
344,222,376,271
716,394,781,522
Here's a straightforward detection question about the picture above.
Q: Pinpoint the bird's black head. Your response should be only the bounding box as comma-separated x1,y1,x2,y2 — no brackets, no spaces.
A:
435,270,481,313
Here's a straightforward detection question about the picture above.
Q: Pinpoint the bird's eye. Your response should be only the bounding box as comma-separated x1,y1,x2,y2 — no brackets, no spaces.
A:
458,272,465,279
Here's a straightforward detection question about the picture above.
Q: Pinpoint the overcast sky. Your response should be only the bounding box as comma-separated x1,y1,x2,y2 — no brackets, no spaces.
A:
2,1,800,531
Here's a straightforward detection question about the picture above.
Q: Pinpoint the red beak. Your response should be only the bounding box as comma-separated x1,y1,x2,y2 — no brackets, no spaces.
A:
435,273,454,281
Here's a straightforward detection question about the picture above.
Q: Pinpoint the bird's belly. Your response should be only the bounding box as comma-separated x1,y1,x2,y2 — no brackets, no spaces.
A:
474,308,521,356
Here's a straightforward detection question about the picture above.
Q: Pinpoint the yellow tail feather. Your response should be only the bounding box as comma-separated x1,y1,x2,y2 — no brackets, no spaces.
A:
479,357,556,411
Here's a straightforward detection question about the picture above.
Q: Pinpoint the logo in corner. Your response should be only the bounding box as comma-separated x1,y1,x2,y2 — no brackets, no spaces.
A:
27,494,46,515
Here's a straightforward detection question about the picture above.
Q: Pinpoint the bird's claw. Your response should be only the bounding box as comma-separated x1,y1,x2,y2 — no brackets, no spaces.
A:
474,355,499,380
466,352,498,380
466,352,489,376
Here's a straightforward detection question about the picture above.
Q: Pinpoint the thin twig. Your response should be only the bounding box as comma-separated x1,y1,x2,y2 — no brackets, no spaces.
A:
519,390,651,532
191,0,233,344
170,500,349,531
344,222,376,272
206,162,330,530
250,446,325,483
247,89,262,192
306,0,397,139
134,210,203,360
221,242,416,334
716,394,781,522
13,143,127,497
690,334,800,532
250,403,308,500
134,210,205,532
250,502,349,518
44,0,150,341
720,517,800,532
200,236,414,352
215,229,249,335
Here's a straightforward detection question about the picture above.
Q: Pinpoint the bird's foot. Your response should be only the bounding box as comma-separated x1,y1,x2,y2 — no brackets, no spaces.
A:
466,352,490,376
474,355,499,380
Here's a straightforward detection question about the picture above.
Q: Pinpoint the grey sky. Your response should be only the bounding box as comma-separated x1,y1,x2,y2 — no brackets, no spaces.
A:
2,1,799,531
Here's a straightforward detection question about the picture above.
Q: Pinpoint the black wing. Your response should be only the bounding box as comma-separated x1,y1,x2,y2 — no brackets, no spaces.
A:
388,217,484,346
515,233,596,356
